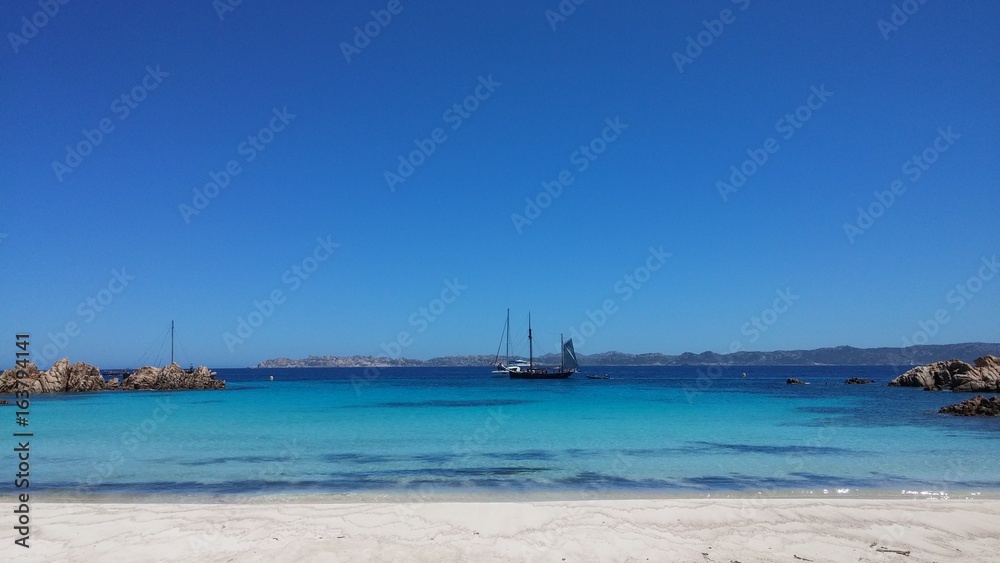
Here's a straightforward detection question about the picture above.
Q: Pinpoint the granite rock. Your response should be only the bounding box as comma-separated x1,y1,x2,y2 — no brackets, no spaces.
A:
889,356,1000,392
939,395,1000,416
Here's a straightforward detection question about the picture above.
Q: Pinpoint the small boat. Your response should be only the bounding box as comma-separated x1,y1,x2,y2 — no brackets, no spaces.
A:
586,374,611,380
496,359,531,376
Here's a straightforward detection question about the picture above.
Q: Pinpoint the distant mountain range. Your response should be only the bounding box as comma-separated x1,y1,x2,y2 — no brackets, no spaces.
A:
256,343,1000,368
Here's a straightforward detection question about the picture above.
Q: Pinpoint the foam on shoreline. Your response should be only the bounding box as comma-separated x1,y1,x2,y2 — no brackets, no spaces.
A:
25,486,1000,504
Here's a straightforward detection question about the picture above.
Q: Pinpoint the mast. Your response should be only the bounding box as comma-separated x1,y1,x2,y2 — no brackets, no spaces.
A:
494,310,510,368
560,333,564,372
171,320,174,365
528,312,533,369
505,309,510,365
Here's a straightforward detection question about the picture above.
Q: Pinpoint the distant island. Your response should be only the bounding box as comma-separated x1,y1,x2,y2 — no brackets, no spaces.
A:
257,342,1000,368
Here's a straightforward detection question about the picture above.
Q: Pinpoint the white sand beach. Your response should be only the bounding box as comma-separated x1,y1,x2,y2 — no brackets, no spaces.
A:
6,498,1000,562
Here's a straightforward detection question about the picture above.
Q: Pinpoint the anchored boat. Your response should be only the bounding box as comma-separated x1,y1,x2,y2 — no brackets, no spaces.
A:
492,310,578,379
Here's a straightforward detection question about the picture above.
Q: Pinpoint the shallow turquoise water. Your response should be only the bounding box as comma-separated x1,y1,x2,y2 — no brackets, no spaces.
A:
10,366,1000,499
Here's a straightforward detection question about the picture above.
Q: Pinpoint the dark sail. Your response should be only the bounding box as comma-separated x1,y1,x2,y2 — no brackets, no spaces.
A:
562,338,578,371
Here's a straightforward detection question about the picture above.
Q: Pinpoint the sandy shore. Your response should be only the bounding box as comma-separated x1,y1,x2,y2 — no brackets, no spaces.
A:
5,498,1000,562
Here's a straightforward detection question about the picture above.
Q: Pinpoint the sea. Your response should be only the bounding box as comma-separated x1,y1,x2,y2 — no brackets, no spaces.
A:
14,365,1000,501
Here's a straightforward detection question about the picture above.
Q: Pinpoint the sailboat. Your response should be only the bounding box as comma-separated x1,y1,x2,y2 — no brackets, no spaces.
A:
492,309,533,376
169,321,199,374
492,311,578,379
491,309,514,377
103,320,203,378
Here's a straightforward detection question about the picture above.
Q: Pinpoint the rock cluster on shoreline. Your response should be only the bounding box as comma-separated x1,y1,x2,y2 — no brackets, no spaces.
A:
120,363,224,391
939,395,1000,416
888,355,1000,392
0,358,225,394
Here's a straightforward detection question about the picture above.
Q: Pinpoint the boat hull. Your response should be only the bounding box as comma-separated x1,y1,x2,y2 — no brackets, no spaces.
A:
509,370,574,380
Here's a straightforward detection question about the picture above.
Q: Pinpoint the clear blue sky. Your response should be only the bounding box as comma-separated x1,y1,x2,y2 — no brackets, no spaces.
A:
2,1,998,368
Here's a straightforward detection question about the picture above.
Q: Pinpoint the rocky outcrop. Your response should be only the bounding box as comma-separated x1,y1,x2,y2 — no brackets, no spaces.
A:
939,395,1000,416
0,362,39,394
952,356,1000,392
0,359,224,393
889,356,1000,392
66,360,106,392
786,378,805,385
887,359,971,389
121,363,224,391
0,358,106,393
845,377,874,384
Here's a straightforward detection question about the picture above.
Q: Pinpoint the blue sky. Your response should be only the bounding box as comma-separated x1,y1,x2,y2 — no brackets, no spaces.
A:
2,0,998,368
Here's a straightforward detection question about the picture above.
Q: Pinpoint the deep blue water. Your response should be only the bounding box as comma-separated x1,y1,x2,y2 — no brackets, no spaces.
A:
9,365,1000,499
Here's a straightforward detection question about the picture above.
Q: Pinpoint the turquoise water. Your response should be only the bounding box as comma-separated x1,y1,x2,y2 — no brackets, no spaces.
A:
11,366,1000,499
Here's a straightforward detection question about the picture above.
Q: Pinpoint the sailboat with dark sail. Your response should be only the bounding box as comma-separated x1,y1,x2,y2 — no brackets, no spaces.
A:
492,311,578,379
